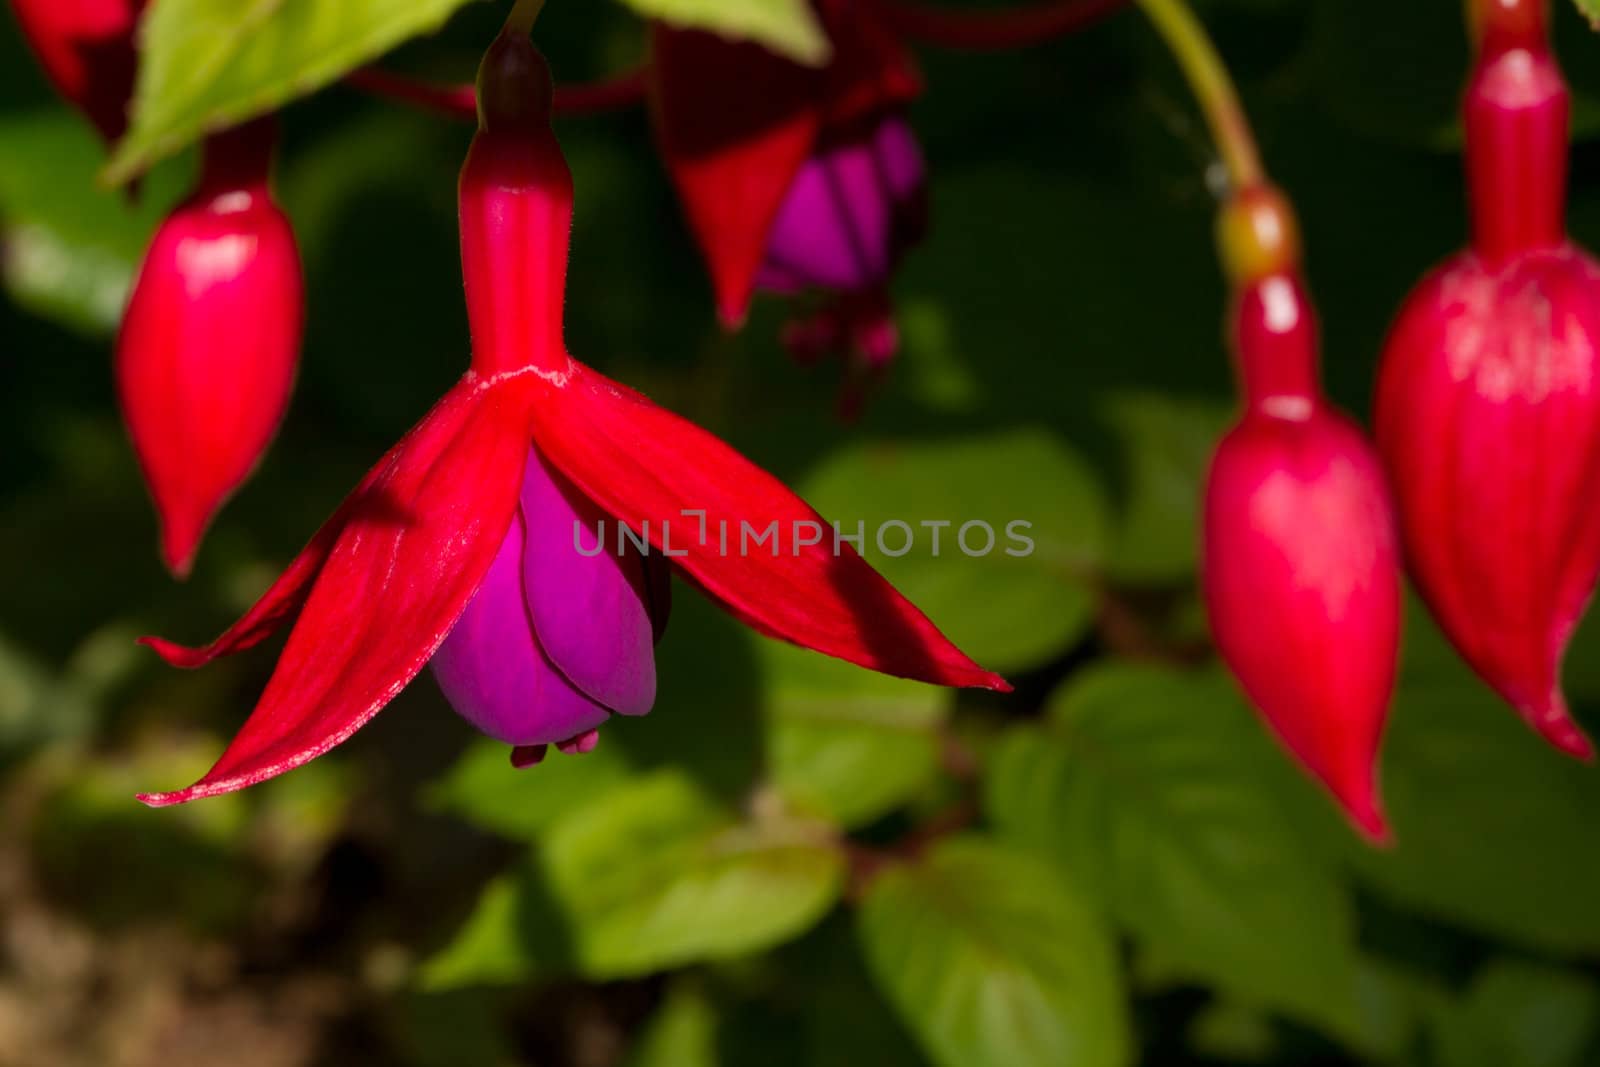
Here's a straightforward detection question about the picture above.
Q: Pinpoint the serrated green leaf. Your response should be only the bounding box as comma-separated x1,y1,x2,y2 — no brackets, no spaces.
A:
986,663,1361,1039
541,771,845,978
761,640,950,828
801,429,1110,672
1350,678,1600,954
613,0,828,65
105,0,482,184
857,836,1130,1067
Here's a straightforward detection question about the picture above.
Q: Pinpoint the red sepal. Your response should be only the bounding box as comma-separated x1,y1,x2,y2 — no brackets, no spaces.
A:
650,2,920,327
138,373,536,805
10,0,143,143
815,0,922,130
650,23,823,326
529,360,1008,692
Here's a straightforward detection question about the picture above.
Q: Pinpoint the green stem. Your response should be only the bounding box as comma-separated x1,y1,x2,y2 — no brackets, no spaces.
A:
506,0,547,34
1134,0,1262,191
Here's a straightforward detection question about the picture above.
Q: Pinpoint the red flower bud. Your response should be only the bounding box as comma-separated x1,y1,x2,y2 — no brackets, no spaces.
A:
9,0,144,143
1375,0,1598,758
1206,215,1401,838
458,30,569,379
116,120,304,577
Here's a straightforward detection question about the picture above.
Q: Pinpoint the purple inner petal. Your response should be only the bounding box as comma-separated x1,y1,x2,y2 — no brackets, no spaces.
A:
521,448,658,717
759,130,900,293
430,510,611,746
873,117,926,202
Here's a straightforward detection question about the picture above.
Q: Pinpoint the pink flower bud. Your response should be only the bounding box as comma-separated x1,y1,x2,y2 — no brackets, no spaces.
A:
1376,245,1600,759
1376,0,1598,758
116,121,304,578
1206,272,1401,840
9,0,144,143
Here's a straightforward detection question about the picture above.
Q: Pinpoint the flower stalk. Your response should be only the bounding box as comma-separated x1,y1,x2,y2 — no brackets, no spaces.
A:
506,0,547,35
866,0,1127,51
347,66,649,121
1134,0,1262,192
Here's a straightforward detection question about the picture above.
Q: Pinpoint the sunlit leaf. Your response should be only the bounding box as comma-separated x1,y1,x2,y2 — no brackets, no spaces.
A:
416,873,543,992
857,836,1130,1067
762,640,950,828
800,429,1109,672
0,111,186,331
541,771,845,977
613,0,828,64
105,0,483,183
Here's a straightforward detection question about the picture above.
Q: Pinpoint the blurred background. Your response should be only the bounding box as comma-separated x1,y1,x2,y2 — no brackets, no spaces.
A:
4,1,1600,1064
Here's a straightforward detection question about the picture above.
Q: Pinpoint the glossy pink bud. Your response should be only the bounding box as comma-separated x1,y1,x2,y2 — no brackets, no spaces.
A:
9,0,144,143
1376,246,1600,759
1205,273,1401,840
117,121,304,577
1375,0,1598,758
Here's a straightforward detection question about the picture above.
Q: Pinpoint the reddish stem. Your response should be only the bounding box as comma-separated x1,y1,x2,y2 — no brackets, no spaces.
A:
866,0,1128,51
554,67,650,115
347,65,648,122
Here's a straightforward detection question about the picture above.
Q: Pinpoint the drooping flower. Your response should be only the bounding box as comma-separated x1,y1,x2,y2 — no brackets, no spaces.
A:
117,119,304,578
1374,0,1598,758
137,29,1005,806
1205,187,1401,840
650,0,926,400
8,0,143,143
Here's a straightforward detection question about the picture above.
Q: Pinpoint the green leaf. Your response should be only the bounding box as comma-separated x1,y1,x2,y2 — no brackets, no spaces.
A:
986,664,1361,1038
1573,0,1600,29
1349,678,1600,954
611,0,829,65
1096,393,1230,585
1431,961,1600,1067
416,874,540,991
857,836,1131,1067
104,0,483,184
0,111,187,331
626,980,721,1067
426,736,635,840
800,429,1110,673
761,640,951,828
540,771,845,978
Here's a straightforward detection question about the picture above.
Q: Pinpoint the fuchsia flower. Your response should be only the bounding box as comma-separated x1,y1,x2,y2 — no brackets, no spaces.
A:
137,30,1006,805
1375,0,1598,758
651,0,926,395
8,0,143,143
1205,188,1401,840
118,120,304,578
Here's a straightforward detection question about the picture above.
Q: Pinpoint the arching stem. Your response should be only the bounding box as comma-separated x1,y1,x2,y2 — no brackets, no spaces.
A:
1134,0,1262,192
506,0,547,35
348,66,648,121
866,0,1128,51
